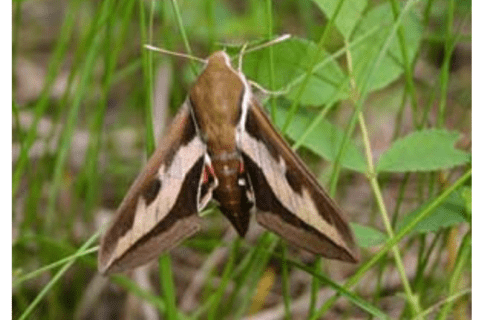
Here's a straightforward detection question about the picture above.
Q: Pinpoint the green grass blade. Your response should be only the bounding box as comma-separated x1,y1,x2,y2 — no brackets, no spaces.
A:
17,232,100,320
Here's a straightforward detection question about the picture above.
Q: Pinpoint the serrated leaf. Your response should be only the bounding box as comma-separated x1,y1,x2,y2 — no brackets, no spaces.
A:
397,189,469,234
376,129,470,173
351,2,423,92
274,104,367,173
312,0,367,39
352,223,386,248
243,37,349,106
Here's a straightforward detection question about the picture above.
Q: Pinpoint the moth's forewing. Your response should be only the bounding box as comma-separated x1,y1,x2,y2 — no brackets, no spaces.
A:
239,98,359,263
98,102,207,274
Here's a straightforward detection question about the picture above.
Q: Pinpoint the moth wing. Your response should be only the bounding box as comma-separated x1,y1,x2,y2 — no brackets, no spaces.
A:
239,99,359,262
99,101,209,274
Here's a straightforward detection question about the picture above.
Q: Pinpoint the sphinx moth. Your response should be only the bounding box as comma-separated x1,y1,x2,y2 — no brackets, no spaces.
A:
98,50,358,274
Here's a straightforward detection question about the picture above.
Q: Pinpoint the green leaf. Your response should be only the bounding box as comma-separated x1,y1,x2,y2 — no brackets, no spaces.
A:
351,2,423,92
243,37,349,106
312,0,367,39
376,129,470,173
352,223,386,248
397,189,469,234
274,104,367,173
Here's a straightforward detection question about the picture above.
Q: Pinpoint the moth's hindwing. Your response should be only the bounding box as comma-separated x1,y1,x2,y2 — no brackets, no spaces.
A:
240,99,359,263
98,101,208,274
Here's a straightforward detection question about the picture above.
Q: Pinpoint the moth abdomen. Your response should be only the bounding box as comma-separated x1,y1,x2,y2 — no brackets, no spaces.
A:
210,155,253,236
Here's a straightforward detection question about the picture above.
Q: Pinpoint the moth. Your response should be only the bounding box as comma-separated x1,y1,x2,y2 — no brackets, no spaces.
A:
98,48,359,274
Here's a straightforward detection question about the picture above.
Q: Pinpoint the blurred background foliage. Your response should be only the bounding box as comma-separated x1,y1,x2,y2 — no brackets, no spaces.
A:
12,0,471,319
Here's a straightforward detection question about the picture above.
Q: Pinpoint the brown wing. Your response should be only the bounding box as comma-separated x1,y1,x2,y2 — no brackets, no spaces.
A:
239,98,359,263
98,101,208,274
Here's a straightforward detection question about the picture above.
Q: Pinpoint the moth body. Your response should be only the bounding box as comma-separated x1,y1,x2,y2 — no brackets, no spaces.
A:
190,52,254,236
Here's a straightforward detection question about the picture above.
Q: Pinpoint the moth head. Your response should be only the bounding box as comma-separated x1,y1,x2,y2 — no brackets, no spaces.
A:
206,51,232,68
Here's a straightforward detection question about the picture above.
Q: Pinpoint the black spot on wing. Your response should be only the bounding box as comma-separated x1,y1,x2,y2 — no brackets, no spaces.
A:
285,168,303,195
142,179,161,206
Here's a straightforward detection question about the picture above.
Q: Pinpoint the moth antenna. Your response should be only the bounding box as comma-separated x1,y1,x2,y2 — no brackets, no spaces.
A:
248,80,289,96
243,34,291,55
144,45,207,64
229,34,292,64
238,42,249,72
